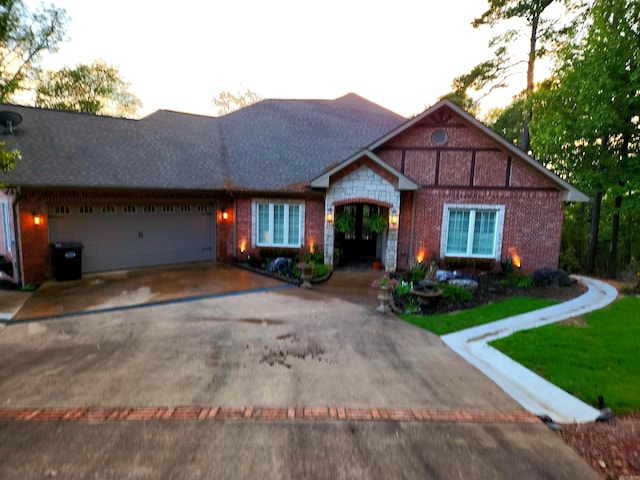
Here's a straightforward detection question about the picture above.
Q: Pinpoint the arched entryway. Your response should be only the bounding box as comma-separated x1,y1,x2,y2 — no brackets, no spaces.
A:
333,203,388,268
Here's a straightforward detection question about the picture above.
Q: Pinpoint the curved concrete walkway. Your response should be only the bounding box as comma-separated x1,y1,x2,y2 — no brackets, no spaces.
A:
441,276,618,424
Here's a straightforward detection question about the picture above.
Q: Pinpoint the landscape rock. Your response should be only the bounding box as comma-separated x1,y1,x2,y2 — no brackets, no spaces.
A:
448,278,479,291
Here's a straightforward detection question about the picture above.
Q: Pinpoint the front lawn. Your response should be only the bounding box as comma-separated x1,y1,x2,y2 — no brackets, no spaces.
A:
491,296,640,414
399,296,558,335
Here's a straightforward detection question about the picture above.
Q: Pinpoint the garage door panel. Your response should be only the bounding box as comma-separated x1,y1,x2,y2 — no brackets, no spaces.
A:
48,204,214,273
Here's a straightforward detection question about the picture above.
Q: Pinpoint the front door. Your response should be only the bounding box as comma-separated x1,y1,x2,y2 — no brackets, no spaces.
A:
335,204,379,261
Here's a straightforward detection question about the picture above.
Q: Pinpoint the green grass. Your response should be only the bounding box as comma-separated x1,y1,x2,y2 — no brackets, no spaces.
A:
399,296,558,335
491,296,640,414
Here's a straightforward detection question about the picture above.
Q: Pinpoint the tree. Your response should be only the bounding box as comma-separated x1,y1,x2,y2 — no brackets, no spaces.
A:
485,91,528,146
212,88,262,115
456,0,585,151
34,60,142,118
0,0,67,101
531,0,640,277
0,140,20,173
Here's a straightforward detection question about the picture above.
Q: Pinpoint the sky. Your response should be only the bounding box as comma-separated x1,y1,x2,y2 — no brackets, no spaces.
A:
24,0,532,118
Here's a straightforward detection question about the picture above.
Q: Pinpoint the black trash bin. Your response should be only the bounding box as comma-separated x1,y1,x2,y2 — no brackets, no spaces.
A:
50,242,83,281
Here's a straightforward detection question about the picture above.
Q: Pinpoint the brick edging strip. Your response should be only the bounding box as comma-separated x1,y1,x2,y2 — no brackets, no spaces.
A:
0,407,540,424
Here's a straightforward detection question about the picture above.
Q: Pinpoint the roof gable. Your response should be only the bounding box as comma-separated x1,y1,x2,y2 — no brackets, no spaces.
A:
368,99,588,202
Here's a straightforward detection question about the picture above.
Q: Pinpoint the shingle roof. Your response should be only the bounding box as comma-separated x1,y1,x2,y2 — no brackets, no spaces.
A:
0,93,404,191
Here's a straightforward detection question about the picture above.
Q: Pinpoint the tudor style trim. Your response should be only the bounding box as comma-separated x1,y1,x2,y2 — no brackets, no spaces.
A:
366,99,589,203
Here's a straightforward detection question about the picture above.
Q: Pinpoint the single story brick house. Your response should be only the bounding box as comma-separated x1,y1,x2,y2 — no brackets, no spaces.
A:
0,94,587,286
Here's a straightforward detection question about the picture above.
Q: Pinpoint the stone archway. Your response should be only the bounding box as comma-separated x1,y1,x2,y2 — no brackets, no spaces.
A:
324,166,400,272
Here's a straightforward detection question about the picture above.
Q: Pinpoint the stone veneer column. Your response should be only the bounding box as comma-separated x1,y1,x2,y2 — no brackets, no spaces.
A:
324,166,400,271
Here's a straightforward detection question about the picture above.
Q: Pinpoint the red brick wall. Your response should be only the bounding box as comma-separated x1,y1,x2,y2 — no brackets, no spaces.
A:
231,194,325,262
376,107,566,273
18,189,224,285
405,188,564,273
18,196,50,285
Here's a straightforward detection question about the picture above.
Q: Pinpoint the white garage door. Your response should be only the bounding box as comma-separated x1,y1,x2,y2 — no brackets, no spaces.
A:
48,202,214,273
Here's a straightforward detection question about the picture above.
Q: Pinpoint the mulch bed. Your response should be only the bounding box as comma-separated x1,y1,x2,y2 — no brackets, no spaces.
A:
561,412,640,479
393,272,588,315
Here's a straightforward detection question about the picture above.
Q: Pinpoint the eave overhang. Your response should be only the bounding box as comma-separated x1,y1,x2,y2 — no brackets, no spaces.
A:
310,150,418,191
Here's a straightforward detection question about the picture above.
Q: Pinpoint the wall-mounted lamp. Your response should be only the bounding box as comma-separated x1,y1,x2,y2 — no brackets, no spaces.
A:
508,247,522,269
389,208,399,228
221,208,229,221
326,206,334,223
33,211,42,227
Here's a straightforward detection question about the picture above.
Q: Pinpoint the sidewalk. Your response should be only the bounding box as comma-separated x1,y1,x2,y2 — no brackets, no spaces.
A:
441,276,618,424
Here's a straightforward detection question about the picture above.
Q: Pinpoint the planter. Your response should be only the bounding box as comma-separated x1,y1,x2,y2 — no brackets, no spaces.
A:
372,260,383,270
300,270,313,289
377,285,392,313
411,280,442,313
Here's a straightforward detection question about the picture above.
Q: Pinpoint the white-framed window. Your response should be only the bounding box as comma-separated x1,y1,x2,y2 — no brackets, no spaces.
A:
1,199,11,254
253,200,304,247
441,204,505,260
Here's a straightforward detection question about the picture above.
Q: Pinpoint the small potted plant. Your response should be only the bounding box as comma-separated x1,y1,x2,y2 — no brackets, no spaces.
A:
366,213,387,233
371,275,398,313
297,261,315,289
334,210,355,233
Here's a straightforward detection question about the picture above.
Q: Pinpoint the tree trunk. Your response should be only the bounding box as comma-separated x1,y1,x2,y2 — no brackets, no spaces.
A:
607,194,622,279
586,191,601,274
520,13,539,153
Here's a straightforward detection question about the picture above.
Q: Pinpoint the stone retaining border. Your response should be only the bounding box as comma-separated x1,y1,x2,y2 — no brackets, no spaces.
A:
0,406,540,424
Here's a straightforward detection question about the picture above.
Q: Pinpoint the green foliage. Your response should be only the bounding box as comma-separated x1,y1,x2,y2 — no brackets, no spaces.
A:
0,0,68,101
212,88,262,115
35,60,142,118
403,263,427,283
530,0,640,277
333,247,343,265
440,283,473,301
333,210,355,233
500,273,533,288
0,141,21,173
393,279,413,297
365,212,387,233
400,297,558,336
311,263,329,279
485,92,527,147
491,296,640,414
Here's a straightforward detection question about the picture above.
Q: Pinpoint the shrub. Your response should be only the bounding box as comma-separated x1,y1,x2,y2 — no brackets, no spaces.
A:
501,273,533,288
404,263,427,283
312,263,329,278
440,283,473,301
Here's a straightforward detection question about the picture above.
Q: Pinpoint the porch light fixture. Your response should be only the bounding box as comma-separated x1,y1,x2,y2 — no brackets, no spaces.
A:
221,209,229,221
33,211,42,227
389,208,399,228
326,207,334,223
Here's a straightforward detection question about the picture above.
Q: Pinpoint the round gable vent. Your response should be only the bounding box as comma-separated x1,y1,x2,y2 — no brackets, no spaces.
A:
431,130,448,145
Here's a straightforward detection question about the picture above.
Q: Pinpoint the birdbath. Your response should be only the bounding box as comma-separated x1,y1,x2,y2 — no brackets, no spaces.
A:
410,280,442,312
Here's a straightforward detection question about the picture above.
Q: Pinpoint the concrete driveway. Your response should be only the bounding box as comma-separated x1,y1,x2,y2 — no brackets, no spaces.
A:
0,266,598,479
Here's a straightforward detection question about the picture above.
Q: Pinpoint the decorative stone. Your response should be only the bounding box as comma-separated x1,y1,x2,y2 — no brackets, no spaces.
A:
448,278,479,291
267,257,293,276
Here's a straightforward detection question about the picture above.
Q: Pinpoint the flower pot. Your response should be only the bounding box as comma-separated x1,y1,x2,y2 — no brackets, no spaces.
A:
377,285,391,313
372,261,383,270
300,271,313,289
